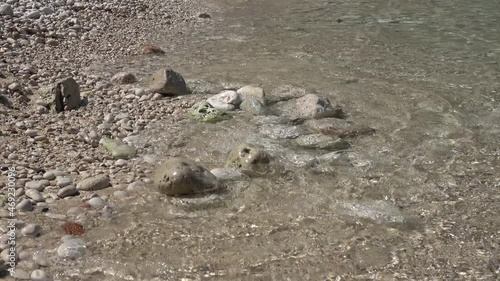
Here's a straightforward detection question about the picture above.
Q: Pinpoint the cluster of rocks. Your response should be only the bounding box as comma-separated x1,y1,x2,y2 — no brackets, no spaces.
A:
0,58,374,279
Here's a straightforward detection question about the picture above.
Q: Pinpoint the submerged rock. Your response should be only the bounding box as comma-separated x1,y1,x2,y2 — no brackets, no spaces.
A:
102,139,137,159
154,157,223,196
295,94,343,119
188,101,226,123
295,134,350,150
207,90,242,111
226,143,271,172
333,200,407,224
240,97,265,115
237,85,266,105
57,238,86,259
146,68,187,95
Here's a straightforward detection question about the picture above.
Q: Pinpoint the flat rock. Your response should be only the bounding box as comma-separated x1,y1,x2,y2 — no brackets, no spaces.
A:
76,175,110,191
25,189,44,202
0,4,14,16
146,68,187,96
154,157,223,196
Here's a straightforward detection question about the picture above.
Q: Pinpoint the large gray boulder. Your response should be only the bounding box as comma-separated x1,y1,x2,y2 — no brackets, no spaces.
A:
146,68,187,96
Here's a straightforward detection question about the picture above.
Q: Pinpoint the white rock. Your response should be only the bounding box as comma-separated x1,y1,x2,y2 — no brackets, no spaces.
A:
206,90,241,111
25,189,44,202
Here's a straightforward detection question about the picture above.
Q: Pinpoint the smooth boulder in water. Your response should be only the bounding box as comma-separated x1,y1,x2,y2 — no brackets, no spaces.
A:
188,101,226,123
226,143,271,171
154,157,223,196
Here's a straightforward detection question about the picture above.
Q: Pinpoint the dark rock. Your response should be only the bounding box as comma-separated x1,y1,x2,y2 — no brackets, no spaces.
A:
146,68,187,96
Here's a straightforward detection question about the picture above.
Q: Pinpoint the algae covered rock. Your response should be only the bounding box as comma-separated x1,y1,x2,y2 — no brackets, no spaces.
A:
295,134,350,150
154,157,223,196
188,101,226,123
102,139,137,159
226,143,271,171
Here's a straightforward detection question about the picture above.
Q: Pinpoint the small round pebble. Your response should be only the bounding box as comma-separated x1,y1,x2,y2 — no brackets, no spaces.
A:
87,197,106,207
115,159,127,167
113,190,129,198
42,172,55,180
31,269,51,281
21,224,42,237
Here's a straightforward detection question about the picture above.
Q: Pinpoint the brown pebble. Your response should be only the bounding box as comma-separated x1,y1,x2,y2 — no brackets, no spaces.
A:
61,222,85,235
139,44,165,54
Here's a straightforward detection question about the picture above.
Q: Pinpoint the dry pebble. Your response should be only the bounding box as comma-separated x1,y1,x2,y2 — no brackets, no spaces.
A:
17,199,33,212
57,185,78,198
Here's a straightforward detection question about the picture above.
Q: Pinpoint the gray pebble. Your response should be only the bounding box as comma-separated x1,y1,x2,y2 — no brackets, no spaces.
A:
57,185,78,198
25,129,39,137
56,177,71,187
42,172,55,180
113,190,129,198
25,189,44,202
25,181,46,191
21,224,42,237
16,199,33,212
12,268,30,279
18,251,32,261
127,181,145,192
87,197,106,207
115,159,127,167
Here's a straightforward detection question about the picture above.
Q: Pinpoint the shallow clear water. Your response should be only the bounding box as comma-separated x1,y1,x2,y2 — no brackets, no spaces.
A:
76,0,500,279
